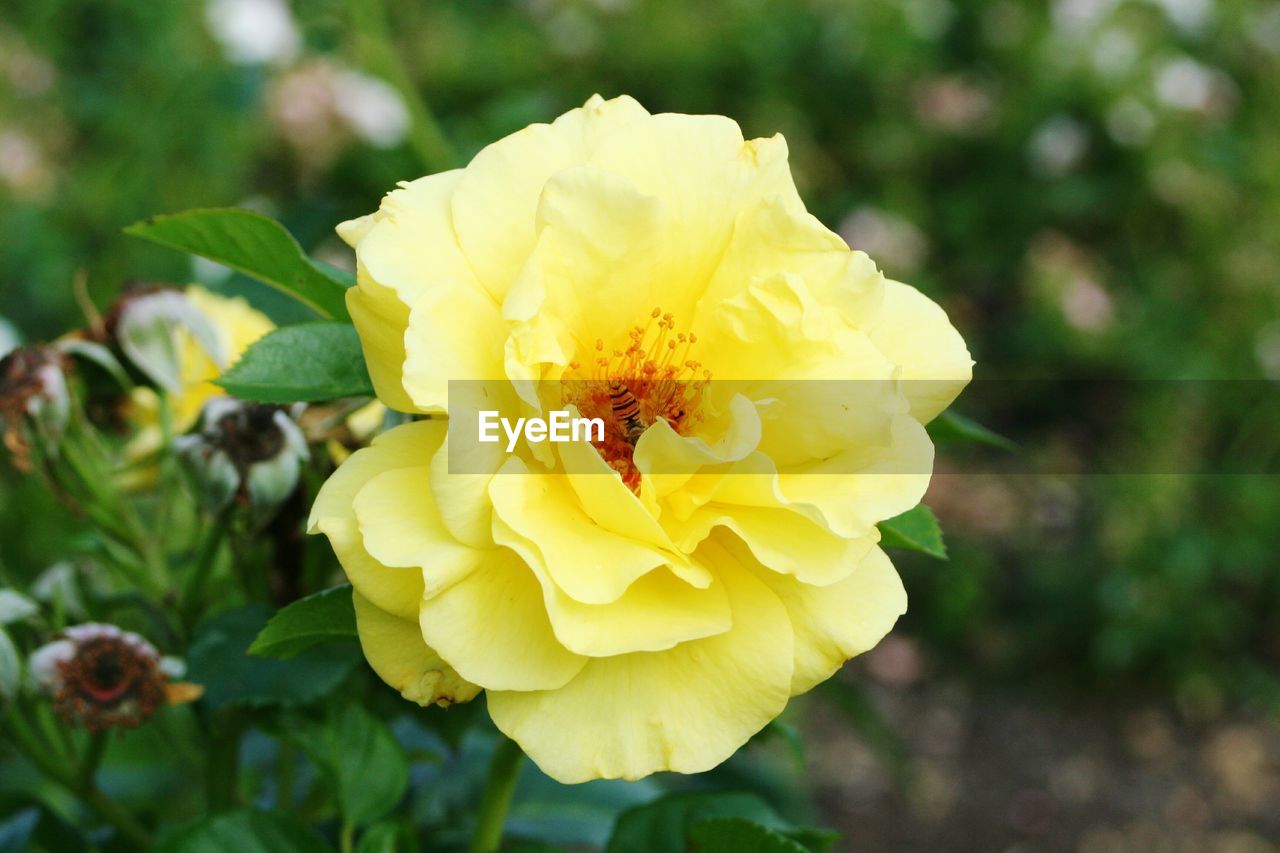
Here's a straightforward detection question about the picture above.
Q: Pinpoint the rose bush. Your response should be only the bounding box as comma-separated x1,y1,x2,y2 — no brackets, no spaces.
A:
310,94,971,782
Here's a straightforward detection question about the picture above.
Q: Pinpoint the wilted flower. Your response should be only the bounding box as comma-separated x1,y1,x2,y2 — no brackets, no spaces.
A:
28,623,199,732
175,398,309,516
0,344,72,471
109,284,274,435
314,95,971,782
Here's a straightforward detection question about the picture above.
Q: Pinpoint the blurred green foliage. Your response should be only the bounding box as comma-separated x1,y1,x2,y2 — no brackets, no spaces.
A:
3,0,1279,729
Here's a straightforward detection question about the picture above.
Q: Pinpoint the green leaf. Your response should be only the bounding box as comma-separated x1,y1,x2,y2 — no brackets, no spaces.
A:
187,605,360,709
878,504,947,559
0,808,40,851
0,799,85,851
154,809,329,853
688,818,809,853
125,208,351,320
607,791,835,853
0,628,19,701
249,585,357,659
508,773,662,848
927,410,1016,451
285,704,409,827
216,322,373,403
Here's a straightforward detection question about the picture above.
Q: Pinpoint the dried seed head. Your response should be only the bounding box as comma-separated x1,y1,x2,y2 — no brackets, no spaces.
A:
0,345,72,471
30,624,167,732
175,399,310,515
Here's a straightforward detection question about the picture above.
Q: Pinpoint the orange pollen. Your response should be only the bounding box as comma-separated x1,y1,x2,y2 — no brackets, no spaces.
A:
564,308,710,491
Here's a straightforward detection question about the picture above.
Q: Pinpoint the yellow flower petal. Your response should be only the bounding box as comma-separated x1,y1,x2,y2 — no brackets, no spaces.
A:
428,430,502,549
632,392,762,503
556,434,686,557
775,413,934,537
402,287,510,413
168,286,274,430
503,165,665,366
417,548,586,692
487,551,793,783
744,542,907,695
451,95,650,301
309,422,442,618
310,420,442,530
353,466,483,598
340,170,490,412
866,279,974,424
353,591,479,707
494,517,730,657
346,278,419,413
586,114,795,305
668,504,878,587
488,458,677,604
701,192,883,325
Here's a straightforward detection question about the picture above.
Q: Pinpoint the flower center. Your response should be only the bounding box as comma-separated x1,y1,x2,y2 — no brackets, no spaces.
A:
565,308,710,490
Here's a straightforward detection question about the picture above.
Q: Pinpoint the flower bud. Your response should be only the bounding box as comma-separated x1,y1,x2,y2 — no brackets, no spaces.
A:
27,623,201,731
175,398,310,517
0,345,72,471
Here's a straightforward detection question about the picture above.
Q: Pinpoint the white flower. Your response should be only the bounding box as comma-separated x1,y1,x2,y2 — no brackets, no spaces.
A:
204,0,301,65
332,72,411,149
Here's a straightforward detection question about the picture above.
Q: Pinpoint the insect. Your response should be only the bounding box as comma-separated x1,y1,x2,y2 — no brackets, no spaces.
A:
607,381,647,442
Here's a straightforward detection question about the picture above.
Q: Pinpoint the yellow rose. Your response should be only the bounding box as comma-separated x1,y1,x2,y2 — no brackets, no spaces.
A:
311,95,972,782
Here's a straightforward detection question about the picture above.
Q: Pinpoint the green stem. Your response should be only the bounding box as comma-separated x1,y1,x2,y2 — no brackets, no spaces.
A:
4,706,152,847
78,731,109,791
182,508,233,631
276,740,296,810
81,787,152,848
469,737,524,853
34,702,75,765
347,0,457,172
206,713,245,812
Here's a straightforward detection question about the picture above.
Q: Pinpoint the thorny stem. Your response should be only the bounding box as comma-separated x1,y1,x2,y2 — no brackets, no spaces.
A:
469,736,525,853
